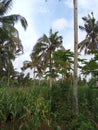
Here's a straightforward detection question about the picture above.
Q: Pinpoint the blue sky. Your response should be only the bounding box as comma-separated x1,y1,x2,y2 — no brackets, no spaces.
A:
8,0,98,71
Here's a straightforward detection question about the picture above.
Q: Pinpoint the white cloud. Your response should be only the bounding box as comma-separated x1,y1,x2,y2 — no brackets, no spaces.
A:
52,18,68,31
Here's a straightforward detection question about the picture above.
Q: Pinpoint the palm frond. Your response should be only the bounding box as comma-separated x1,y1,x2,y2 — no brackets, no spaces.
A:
79,12,98,54
79,26,86,31
0,15,28,30
78,38,90,53
22,61,33,71
0,0,13,15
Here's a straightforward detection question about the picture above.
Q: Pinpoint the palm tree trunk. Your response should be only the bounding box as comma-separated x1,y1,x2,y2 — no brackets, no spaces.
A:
49,50,52,88
33,68,36,86
73,0,79,114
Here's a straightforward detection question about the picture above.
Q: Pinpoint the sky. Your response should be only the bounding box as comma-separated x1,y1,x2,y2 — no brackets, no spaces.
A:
8,0,98,72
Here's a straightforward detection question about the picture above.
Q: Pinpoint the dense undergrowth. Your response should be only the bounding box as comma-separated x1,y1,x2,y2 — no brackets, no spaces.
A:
0,83,98,130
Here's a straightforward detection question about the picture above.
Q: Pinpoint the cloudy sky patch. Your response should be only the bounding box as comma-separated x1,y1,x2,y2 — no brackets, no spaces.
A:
8,0,98,71
52,18,68,30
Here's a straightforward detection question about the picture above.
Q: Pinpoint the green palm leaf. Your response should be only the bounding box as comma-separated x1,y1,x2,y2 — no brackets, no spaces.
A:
0,0,13,15
79,12,98,54
0,15,28,30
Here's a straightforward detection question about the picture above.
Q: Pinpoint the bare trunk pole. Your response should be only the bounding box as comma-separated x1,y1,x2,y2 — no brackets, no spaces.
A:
73,0,78,114
49,50,52,88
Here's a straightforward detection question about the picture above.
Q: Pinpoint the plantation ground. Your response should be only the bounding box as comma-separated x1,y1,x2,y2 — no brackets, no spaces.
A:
0,84,98,130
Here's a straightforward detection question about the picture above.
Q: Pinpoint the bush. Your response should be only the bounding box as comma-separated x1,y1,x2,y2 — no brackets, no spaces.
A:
69,114,96,130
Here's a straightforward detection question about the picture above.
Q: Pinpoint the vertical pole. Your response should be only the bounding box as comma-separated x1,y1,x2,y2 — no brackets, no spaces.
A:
73,0,78,114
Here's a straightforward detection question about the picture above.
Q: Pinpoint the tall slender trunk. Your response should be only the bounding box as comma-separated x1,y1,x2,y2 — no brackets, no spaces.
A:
49,50,52,88
7,57,10,87
33,68,36,86
73,0,79,114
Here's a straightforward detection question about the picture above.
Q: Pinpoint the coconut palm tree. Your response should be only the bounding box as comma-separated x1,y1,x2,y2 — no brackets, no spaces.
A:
0,24,24,86
31,29,64,87
0,0,27,57
45,0,79,113
79,12,98,54
0,0,28,85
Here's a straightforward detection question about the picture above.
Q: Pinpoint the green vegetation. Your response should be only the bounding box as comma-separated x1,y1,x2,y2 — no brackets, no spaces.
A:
0,0,27,86
0,86,51,130
0,84,98,130
1,0,98,129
